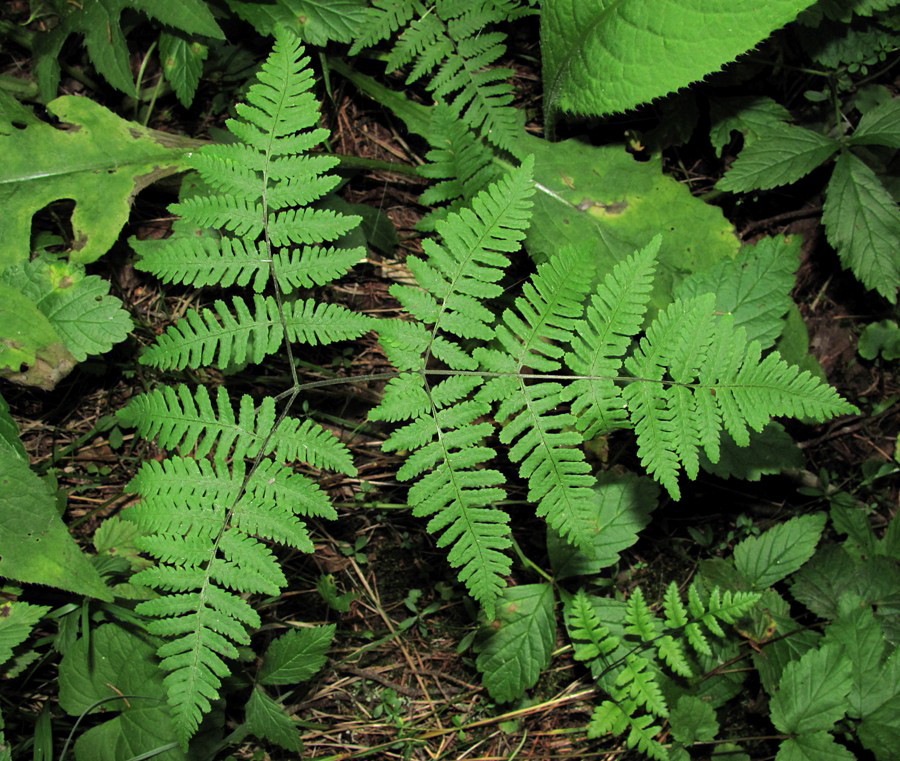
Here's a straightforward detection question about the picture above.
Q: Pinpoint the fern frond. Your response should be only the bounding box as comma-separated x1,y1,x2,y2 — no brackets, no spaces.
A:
623,293,857,499
587,700,667,761
563,238,659,439
565,589,618,664
474,247,597,545
353,0,529,154
348,0,424,54
372,163,536,615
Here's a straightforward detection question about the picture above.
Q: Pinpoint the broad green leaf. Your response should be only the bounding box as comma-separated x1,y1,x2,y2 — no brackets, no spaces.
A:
858,320,900,361
0,602,50,667
770,644,851,735
547,473,658,579
58,624,186,761
858,649,900,759
258,625,335,685
822,151,900,303
0,96,200,268
675,236,799,349
523,135,738,309
823,597,887,718
0,394,26,460
709,96,792,156
0,283,75,390
227,0,368,43
775,732,856,761
699,423,803,481
33,0,222,100
733,513,826,589
668,696,718,744
1,258,132,363
717,124,839,192
244,687,301,752
0,451,112,600
475,584,556,703
541,0,817,118
159,32,208,109
850,97,900,149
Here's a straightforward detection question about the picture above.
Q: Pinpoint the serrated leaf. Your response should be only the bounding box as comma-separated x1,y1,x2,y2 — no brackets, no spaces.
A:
244,688,301,752
717,123,839,192
0,451,111,601
0,602,50,667
159,32,207,109
668,696,718,744
541,0,817,118
58,624,189,761
822,151,900,303
775,731,856,761
548,473,658,579
0,394,26,460
475,584,556,703
850,97,900,149
0,96,198,268
259,625,335,686
228,0,368,44
709,96,792,156
770,644,851,734
733,513,826,589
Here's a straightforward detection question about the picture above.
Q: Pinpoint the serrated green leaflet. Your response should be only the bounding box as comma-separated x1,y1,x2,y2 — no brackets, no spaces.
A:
0,96,201,268
733,513,826,589
0,452,111,600
541,0,817,118
475,584,556,703
822,151,900,303
770,644,851,735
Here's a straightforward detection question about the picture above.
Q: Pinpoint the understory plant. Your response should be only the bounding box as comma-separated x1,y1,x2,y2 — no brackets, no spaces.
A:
0,0,897,759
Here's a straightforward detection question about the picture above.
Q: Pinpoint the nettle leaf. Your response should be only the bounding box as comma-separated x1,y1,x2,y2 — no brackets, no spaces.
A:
733,513,826,589
244,688,301,752
58,624,190,761
33,0,222,100
541,0,817,118
717,123,840,192
0,96,199,268
475,584,556,703
0,450,111,601
0,602,50,667
822,151,900,303
159,32,208,109
770,644,851,735
849,98,900,150
258,625,335,685
777,732,856,761
547,472,658,580
709,96,792,157
227,0,368,44
668,695,718,744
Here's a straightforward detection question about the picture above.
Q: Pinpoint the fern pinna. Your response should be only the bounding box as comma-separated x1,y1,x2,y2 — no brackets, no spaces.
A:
373,162,854,618
120,32,368,741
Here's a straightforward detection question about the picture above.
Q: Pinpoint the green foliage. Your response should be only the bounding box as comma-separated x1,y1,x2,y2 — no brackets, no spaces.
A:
119,31,362,743
32,0,223,100
0,93,199,269
540,0,817,119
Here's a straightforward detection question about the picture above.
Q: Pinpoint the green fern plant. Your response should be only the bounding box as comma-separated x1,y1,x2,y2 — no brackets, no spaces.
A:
119,30,368,742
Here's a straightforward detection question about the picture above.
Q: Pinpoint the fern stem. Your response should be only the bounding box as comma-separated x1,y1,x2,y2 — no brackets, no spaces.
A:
510,537,554,584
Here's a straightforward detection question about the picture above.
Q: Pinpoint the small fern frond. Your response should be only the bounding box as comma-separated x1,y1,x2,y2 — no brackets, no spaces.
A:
563,237,659,439
475,247,597,545
588,701,667,761
623,293,857,499
566,589,618,664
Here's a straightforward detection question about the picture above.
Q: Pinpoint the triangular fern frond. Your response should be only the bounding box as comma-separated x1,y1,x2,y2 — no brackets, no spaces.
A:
475,247,598,546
